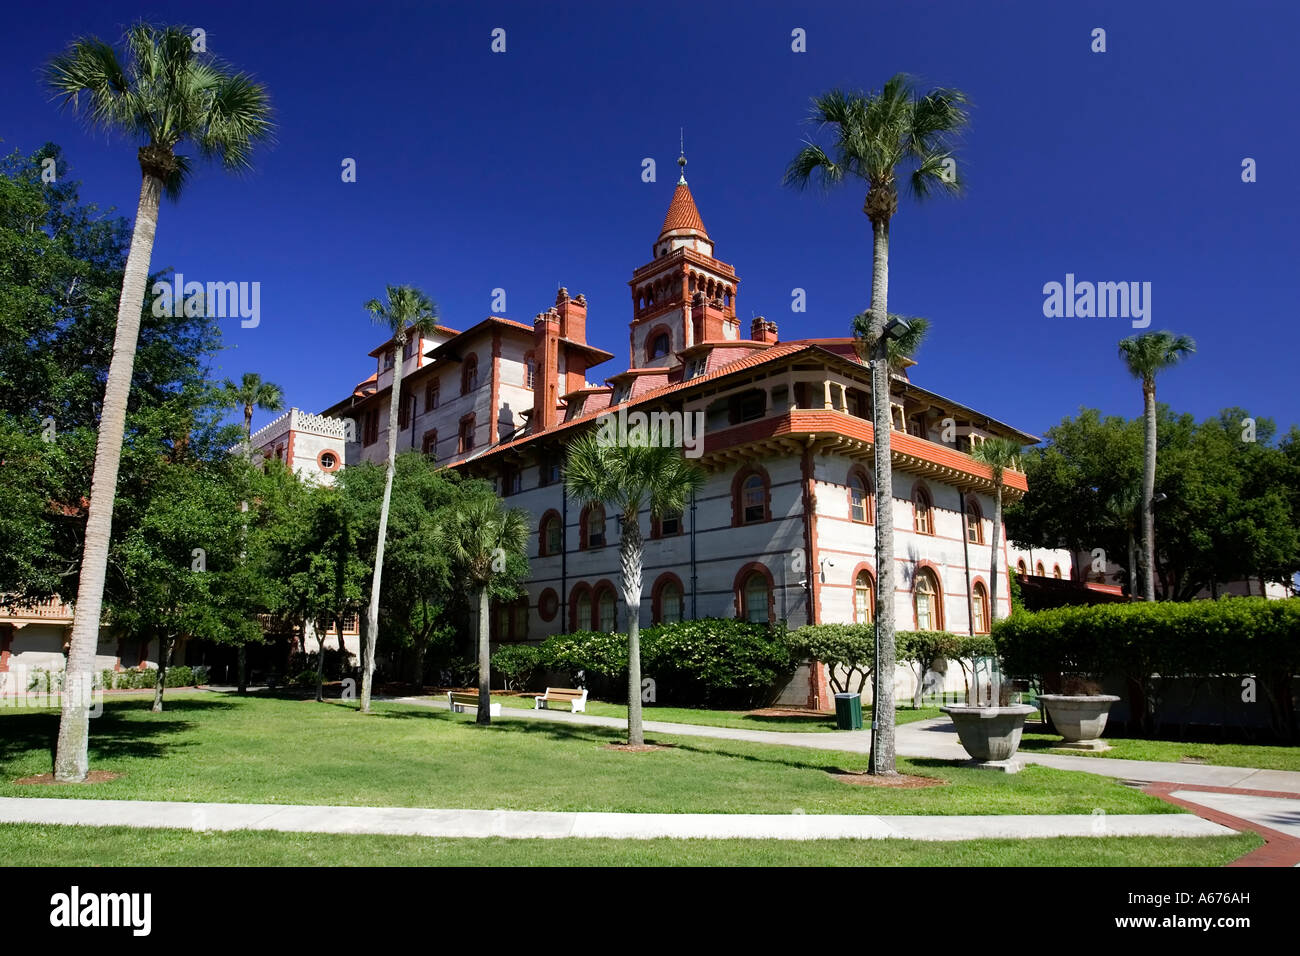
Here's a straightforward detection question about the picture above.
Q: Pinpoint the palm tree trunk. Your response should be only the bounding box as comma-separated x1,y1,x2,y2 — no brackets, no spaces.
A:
989,483,1003,623
361,344,405,713
476,585,491,725
620,514,645,746
867,214,896,776
1141,382,1157,601
54,171,163,783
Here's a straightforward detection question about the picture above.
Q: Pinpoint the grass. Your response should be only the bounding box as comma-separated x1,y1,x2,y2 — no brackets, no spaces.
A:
1019,720,1300,772
0,692,1177,816
0,823,1256,866
484,692,941,732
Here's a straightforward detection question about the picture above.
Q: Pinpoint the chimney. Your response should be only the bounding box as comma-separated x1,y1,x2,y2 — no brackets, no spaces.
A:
555,287,587,345
750,316,779,344
532,309,561,432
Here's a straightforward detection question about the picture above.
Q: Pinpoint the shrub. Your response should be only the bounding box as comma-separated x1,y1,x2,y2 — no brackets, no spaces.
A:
786,623,874,694
164,665,195,688
491,644,541,690
641,618,794,708
538,631,627,684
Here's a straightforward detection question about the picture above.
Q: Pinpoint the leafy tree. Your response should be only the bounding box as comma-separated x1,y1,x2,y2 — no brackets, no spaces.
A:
565,429,706,745
785,75,968,774
1117,331,1196,600
359,285,439,713
44,22,272,781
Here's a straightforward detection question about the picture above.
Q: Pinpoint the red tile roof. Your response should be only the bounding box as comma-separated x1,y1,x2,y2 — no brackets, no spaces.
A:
659,182,709,239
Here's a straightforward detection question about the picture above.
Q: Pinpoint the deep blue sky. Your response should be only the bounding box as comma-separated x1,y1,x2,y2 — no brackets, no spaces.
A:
3,0,1297,441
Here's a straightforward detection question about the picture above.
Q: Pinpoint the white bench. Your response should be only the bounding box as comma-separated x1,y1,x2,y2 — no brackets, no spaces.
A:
447,691,501,717
533,687,588,713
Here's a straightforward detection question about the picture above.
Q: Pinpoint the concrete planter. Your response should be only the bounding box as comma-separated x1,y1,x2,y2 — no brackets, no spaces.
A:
940,704,1036,771
1038,694,1121,751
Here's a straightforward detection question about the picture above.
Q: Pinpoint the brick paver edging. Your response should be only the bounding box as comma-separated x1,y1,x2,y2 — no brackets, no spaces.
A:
1143,782,1300,867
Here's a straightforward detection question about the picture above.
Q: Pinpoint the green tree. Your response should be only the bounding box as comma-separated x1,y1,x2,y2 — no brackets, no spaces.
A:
785,75,968,773
565,429,706,745
972,437,1023,625
358,285,439,713
1117,331,1196,601
45,23,272,781
433,494,529,724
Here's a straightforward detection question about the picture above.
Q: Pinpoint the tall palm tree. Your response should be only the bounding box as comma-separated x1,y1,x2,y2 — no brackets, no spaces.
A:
972,437,1023,627
433,496,529,724
565,428,706,746
45,23,272,782
219,372,283,693
785,76,968,774
1118,331,1196,601
359,285,438,713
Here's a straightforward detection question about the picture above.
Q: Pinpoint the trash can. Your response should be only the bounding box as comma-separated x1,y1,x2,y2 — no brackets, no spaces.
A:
833,692,863,730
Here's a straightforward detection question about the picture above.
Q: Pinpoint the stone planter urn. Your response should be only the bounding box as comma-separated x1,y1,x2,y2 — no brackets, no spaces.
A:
1038,694,1121,751
940,704,1036,772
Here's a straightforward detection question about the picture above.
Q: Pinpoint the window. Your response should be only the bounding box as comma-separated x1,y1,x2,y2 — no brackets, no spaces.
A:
729,389,765,424
914,487,934,535
972,581,989,634
575,589,592,631
1035,561,1046,577
914,569,942,631
539,513,562,556
421,430,437,456
596,587,617,632
1053,565,1063,579
403,337,418,360
654,576,684,625
458,415,475,454
383,349,394,370
398,392,411,430
363,409,379,446
733,469,770,526
854,570,875,624
501,466,521,496
740,571,772,624
848,470,873,523
965,498,984,544
425,380,440,412
462,354,478,394
891,405,906,431
649,332,670,359
655,510,682,537
1017,560,1028,577
583,504,606,550
525,357,536,389
494,597,529,642
538,452,562,486
686,357,706,380
275,444,285,461
538,588,559,622
317,450,340,473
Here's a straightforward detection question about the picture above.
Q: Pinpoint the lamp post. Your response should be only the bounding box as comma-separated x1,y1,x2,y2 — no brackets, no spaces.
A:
869,317,910,765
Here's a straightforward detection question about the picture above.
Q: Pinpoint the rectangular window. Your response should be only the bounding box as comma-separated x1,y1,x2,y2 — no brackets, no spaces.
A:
972,593,987,633
502,467,521,496
425,380,440,412
421,430,437,456
659,513,681,536
458,417,475,454
403,338,418,360
538,452,561,486
363,409,379,446
384,349,394,370
398,393,410,430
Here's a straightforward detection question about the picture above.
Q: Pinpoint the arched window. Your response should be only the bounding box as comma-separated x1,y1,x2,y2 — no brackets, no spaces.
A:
538,588,559,622
461,354,479,394
854,569,875,623
1017,559,1028,577
649,332,670,359
539,512,562,557
653,574,684,625
733,468,770,526
971,581,989,634
1035,561,1046,577
595,584,617,632
848,469,873,524
582,504,606,550
914,568,943,631
1053,565,1063,579
965,497,984,544
914,487,934,535
575,589,593,631
735,565,773,624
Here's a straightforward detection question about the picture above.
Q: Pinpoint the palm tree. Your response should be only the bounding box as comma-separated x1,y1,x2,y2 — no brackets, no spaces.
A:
565,428,706,746
785,76,968,774
433,496,529,724
852,313,930,369
219,372,283,693
1118,331,1196,601
45,23,272,782
972,437,1023,627
1105,486,1142,597
359,285,438,712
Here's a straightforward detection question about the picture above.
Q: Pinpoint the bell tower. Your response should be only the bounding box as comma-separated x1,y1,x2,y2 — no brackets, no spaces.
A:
627,150,740,369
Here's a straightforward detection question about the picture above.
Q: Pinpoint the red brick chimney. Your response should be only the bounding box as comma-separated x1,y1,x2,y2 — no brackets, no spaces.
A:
691,292,727,342
532,308,561,431
750,316,779,343
555,287,587,345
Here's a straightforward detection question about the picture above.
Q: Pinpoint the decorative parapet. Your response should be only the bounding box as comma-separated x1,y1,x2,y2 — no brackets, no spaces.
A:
247,408,349,447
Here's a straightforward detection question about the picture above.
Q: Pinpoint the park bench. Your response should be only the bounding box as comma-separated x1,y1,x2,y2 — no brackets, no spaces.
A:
533,687,588,713
447,691,501,717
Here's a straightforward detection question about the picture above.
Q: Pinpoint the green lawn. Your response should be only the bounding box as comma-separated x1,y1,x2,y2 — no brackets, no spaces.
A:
1020,720,1300,772
0,693,1175,816
486,692,941,732
0,823,1258,867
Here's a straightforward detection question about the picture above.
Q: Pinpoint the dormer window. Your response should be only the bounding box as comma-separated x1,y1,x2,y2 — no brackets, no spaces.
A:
686,357,707,380
611,384,631,405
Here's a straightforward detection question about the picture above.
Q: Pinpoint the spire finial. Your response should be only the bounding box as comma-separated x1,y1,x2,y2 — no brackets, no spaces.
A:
678,128,687,184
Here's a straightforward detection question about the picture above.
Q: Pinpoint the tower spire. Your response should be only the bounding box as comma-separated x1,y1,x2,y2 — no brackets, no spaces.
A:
678,129,687,184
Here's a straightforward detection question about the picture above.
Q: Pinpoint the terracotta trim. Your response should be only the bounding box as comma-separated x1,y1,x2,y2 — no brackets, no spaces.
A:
911,562,945,631
731,464,773,527
845,464,875,524
801,448,821,625
490,327,501,443
537,509,562,557
848,562,876,623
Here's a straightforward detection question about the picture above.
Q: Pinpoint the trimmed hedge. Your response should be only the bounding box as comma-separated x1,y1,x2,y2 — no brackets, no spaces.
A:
786,624,996,696
993,597,1300,737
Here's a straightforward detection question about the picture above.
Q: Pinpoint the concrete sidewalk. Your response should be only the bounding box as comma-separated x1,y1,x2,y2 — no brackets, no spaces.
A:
0,796,1235,841
394,697,1300,794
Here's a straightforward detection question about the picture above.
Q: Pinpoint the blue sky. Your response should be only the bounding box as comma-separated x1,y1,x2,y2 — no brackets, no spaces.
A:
3,0,1297,441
